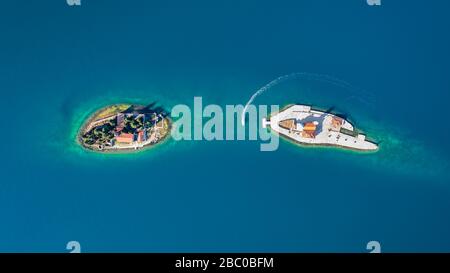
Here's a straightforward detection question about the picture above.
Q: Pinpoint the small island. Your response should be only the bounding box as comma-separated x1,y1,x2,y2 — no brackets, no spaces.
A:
263,104,378,151
78,104,171,152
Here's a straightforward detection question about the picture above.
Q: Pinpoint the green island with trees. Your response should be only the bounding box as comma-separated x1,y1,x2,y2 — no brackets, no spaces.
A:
78,103,171,152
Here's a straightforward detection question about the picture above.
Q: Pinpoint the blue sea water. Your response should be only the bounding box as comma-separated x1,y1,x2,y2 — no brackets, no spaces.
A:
1,0,450,252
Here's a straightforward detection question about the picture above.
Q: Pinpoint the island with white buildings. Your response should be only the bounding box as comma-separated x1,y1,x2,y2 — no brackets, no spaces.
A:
263,104,378,151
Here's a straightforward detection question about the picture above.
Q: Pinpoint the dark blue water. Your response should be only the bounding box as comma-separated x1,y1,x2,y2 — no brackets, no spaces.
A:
1,0,450,252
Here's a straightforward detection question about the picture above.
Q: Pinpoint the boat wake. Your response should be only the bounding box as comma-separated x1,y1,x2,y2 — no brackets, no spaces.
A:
241,72,375,125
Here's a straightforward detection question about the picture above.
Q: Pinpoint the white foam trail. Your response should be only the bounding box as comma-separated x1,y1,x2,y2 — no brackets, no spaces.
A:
241,72,373,126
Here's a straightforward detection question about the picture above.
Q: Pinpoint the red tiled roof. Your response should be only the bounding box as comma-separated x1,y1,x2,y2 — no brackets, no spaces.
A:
303,122,317,132
116,133,134,143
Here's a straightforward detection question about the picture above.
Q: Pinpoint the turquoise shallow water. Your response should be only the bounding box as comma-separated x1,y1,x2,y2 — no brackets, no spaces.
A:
1,0,450,252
